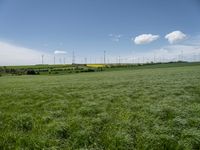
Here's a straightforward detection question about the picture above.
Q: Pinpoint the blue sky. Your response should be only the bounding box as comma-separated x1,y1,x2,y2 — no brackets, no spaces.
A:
0,0,200,65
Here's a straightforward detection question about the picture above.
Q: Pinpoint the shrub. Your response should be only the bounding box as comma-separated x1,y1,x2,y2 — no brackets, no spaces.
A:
87,68,95,72
26,69,36,75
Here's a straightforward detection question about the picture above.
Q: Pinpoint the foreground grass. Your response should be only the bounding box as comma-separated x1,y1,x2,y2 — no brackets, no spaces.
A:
0,65,200,149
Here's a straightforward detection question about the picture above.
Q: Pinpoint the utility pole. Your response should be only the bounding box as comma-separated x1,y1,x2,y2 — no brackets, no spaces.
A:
63,57,66,64
132,57,134,64
84,57,87,64
199,53,200,62
54,56,55,65
72,51,75,64
181,50,183,61
107,58,109,64
104,51,106,64
41,54,44,65
154,52,156,63
193,53,196,62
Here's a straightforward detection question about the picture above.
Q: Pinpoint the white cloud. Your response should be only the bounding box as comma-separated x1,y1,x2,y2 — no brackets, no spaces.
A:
0,41,52,66
54,50,67,54
109,34,122,42
165,31,186,44
134,34,159,45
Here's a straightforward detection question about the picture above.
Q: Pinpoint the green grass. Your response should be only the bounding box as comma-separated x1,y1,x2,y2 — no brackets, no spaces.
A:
0,64,200,149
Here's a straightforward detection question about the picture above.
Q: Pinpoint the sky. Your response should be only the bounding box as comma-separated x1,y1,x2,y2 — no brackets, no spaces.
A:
0,0,200,65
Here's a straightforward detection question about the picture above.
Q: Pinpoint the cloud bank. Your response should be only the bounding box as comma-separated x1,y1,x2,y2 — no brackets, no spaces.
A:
165,31,186,44
54,50,67,54
134,34,159,45
0,41,52,66
122,43,200,63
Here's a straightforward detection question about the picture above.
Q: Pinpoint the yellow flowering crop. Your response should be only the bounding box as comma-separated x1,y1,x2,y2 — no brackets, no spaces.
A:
86,64,106,68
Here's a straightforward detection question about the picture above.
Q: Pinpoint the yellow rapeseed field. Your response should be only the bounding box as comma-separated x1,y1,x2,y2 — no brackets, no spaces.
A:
86,64,106,68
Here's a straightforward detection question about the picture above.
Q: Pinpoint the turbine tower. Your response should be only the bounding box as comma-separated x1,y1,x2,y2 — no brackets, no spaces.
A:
104,50,106,64
72,51,75,64
41,54,44,64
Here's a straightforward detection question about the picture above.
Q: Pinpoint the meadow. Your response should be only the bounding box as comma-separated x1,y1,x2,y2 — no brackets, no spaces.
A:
0,63,200,149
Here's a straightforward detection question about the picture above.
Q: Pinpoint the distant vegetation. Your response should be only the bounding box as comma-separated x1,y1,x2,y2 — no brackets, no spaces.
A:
1,61,200,76
0,64,104,76
0,62,200,149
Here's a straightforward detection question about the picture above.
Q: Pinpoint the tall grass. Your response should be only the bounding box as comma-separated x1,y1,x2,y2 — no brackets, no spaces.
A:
0,65,200,149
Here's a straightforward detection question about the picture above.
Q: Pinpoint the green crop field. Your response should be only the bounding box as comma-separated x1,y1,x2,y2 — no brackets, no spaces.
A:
0,64,200,149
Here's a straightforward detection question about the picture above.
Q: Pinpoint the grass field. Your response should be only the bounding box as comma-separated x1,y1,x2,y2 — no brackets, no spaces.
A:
0,64,200,149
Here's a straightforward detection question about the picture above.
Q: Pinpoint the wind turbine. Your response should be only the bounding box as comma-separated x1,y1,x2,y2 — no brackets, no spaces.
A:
41,54,44,64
